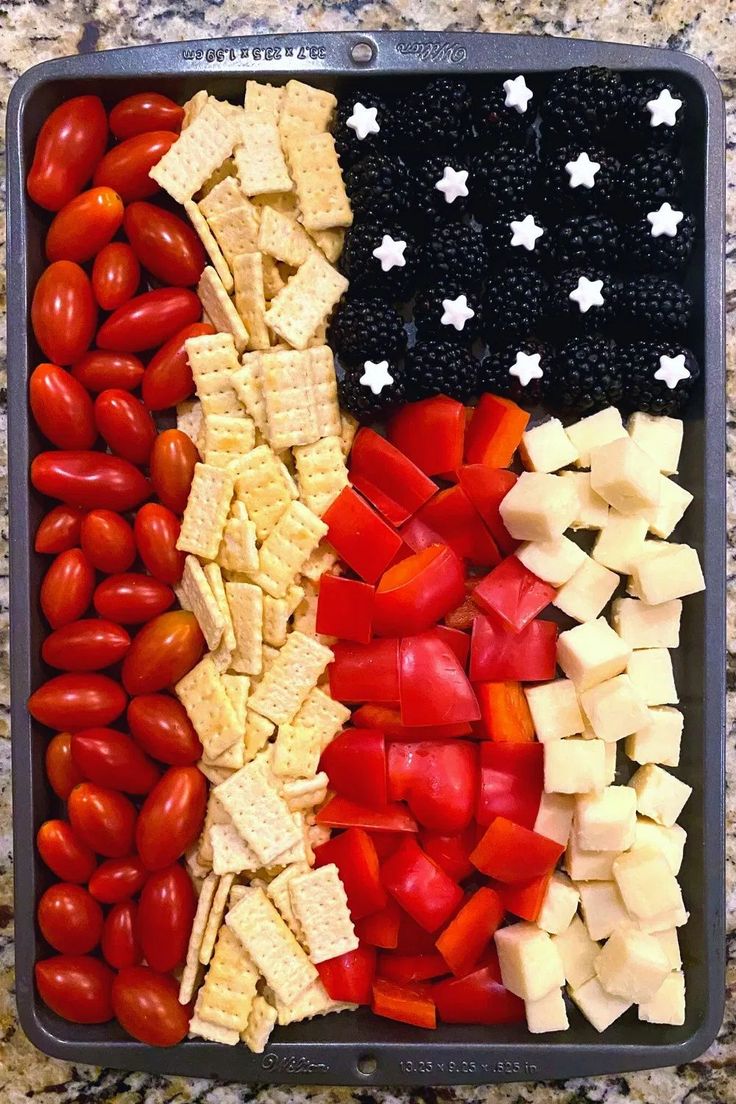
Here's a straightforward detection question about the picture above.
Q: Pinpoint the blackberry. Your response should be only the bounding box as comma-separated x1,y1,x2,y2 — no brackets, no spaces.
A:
411,154,471,225
403,340,478,403
541,66,626,147
617,341,700,415
328,295,407,365
398,78,473,153
483,210,548,268
421,223,489,286
624,209,695,272
545,268,617,334
477,340,550,407
413,281,484,344
619,79,685,147
333,91,395,168
469,143,539,219
344,151,411,220
549,214,622,270
546,335,622,414
616,276,692,335
338,363,407,423
472,78,535,148
340,221,420,300
542,146,619,213
617,149,684,212
482,267,548,345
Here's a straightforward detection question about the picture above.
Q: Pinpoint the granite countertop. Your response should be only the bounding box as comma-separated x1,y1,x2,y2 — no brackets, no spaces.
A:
0,1,734,1101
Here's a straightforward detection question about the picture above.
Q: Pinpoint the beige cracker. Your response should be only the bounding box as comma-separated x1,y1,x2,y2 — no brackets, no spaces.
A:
289,863,358,963
245,709,275,762
178,871,218,1005
232,354,268,435
263,255,287,299
182,90,209,129
189,999,240,1045
225,581,263,676
284,684,349,754
339,411,359,457
186,331,243,417
197,267,249,354
249,629,333,725
176,655,240,760
241,994,278,1054
215,759,302,865
210,822,260,875
300,542,340,582
262,594,291,649
244,80,284,123
203,413,256,469
233,444,297,542
283,773,329,812
223,670,255,734
284,130,352,232
253,190,298,216
307,227,345,265
150,98,240,203
198,792,230,866
202,561,237,671
197,925,260,1032
200,872,236,966
176,399,205,453
226,886,317,1005
199,176,247,219
197,761,235,786
293,435,348,516
279,80,336,139
217,500,259,574
308,346,342,439
208,201,260,269
261,349,321,449
176,554,225,651
176,462,234,561
232,252,271,351
258,205,316,268
273,977,356,1026
184,200,234,292
234,121,293,196
252,500,328,599
266,862,310,939
264,254,348,351
198,157,238,200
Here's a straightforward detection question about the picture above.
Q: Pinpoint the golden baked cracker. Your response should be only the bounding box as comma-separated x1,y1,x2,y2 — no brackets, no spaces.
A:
200,872,235,966
307,226,345,264
284,131,352,231
210,822,260,875
339,411,359,458
189,997,240,1044
185,200,234,292
261,349,319,449
283,772,329,812
182,90,209,129
279,80,336,138
232,252,271,351
241,994,277,1053
266,862,310,939
272,723,322,781
175,554,225,651
216,762,303,866
176,399,204,454
299,542,341,583
249,630,333,725
308,346,342,439
225,581,264,676
258,205,316,268
150,98,239,203
244,80,285,123
289,685,349,751
208,201,261,268
198,761,235,786
202,561,237,671
262,254,287,299
179,871,218,1005
273,977,356,1026
289,863,358,963
197,924,260,1032
253,190,298,215
245,708,275,762
176,462,234,561
199,175,248,219
293,435,348,516
262,594,290,649
203,413,256,468
264,255,348,351
198,157,238,199
252,501,328,599
198,793,230,866
226,886,317,1004
217,500,259,574
186,332,243,418
234,121,293,196
197,267,249,354
232,443,297,541
176,655,240,760
232,353,268,435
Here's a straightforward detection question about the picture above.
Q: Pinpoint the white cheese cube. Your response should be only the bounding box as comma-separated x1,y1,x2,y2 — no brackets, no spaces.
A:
578,881,631,941
636,476,693,539
557,618,631,691
612,597,682,649
567,407,627,469
520,418,579,473
626,541,671,599
553,557,619,623
590,436,661,515
580,674,649,743
592,511,649,573
559,471,610,529
652,929,681,970
603,741,617,786
537,872,581,936
516,536,586,587
629,543,705,604
612,846,684,922
627,648,678,706
625,707,683,767
544,738,607,795
525,679,585,743
498,472,579,542
638,970,686,1025
525,987,570,1033
495,922,565,1002
569,975,632,1032
631,816,686,875
552,915,600,989
628,763,691,827
594,927,670,1003
575,786,637,852
565,834,619,881
535,791,575,846
638,904,689,935
627,412,683,476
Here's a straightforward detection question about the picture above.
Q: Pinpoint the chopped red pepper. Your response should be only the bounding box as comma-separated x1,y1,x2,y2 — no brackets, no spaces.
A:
349,427,437,526
381,837,464,932
320,728,387,808
368,830,404,860
373,544,465,637
456,465,519,555
433,958,525,1025
354,898,402,949
464,393,529,468
415,485,500,567
475,681,535,743
399,632,480,728
470,614,558,682
314,827,386,920
317,945,376,1004
399,513,445,555
316,795,417,833
395,909,444,954
473,556,557,633
388,395,465,477
329,639,400,703
377,952,449,984
372,977,436,1029
431,624,470,668
419,827,476,883
352,703,471,740
476,742,544,828
444,581,482,632
387,741,477,833
323,486,403,583
471,816,564,882
315,574,374,644
435,886,505,977
496,872,553,922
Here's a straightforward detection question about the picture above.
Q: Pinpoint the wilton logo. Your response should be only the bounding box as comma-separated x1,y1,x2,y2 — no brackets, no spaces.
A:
261,1052,330,1073
396,41,468,63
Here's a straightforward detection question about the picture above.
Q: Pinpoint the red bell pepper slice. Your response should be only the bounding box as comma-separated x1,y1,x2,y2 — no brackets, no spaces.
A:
314,827,386,920
471,816,564,882
320,728,387,808
420,827,476,883
431,624,470,668
316,574,375,644
387,741,477,833
372,977,436,1029
433,959,525,1025
388,395,465,477
349,428,437,526
464,393,530,468
373,544,465,637
496,872,553,922
399,514,445,556
394,910,444,955
352,703,471,740
377,952,449,984
476,742,544,828
476,680,535,743
323,487,403,583
317,946,376,1004
457,465,519,555
329,639,400,703
435,887,505,977
316,795,417,833
399,632,480,728
473,556,557,633
354,898,402,948
415,485,500,567
470,614,558,682
368,830,404,860
381,838,464,932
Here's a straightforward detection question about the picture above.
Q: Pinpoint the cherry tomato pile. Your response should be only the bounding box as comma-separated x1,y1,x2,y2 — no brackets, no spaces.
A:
27,91,209,1046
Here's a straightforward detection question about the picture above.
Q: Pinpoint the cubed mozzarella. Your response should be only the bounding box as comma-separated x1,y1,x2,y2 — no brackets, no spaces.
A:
557,619,631,691
495,922,565,1002
520,419,579,473
611,597,682,649
553,557,619,623
627,412,683,476
580,674,649,743
498,472,579,542
594,927,670,1003
525,679,584,743
590,437,661,514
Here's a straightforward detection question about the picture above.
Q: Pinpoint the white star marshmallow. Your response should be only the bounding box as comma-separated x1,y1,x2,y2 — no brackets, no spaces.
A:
372,235,407,271
435,166,469,204
655,353,690,390
441,294,475,331
503,75,533,114
647,202,684,238
360,360,395,395
646,88,682,129
510,215,545,251
569,276,605,314
509,351,543,388
346,101,380,140
565,151,601,190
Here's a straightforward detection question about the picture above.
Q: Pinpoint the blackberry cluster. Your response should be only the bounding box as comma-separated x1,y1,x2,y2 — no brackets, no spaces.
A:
328,295,407,365
411,154,471,224
545,269,617,334
482,268,548,345
340,221,419,300
403,341,478,403
546,336,622,413
421,223,489,285
339,366,407,422
620,79,685,146
617,149,684,212
344,152,412,220
470,143,539,217
542,146,620,213
332,91,394,168
413,282,484,344
549,214,621,270
616,276,692,335
483,210,548,268
624,210,695,271
398,78,473,152
477,340,550,406
471,80,534,148
542,66,627,147
617,342,700,415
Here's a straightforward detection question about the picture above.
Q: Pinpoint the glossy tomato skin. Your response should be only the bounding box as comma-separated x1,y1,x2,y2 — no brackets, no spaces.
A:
29,363,96,449
124,202,205,286
149,429,199,513
122,611,205,695
29,674,127,731
71,350,145,393
35,954,114,1023
40,548,94,629
42,619,131,671
27,96,108,211
35,504,85,555
127,694,202,765
68,782,137,857
92,242,140,311
80,509,136,573
36,819,96,882
31,261,97,365
93,131,178,202
94,573,174,624
88,855,147,904
112,965,190,1046
46,187,124,264
134,504,184,585
142,322,213,410
44,733,86,800
71,728,160,794
97,288,202,354
110,93,184,139
138,863,195,971
32,451,151,511
102,900,142,969
95,390,156,465
38,883,104,955
136,766,207,870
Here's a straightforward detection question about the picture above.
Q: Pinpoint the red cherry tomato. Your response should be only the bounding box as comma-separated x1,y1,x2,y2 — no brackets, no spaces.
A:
40,548,94,628
122,611,205,696
134,504,184,585
68,782,137,857
72,350,145,392
102,900,142,969
36,818,96,882
29,674,127,731
112,965,189,1046
142,322,213,410
94,573,174,624
110,93,184,139
80,509,136,573
93,131,178,202
46,187,124,264
124,202,205,287
92,243,140,311
138,863,195,971
97,288,202,354
88,855,148,903
35,504,85,555
127,694,202,765
71,728,160,793
149,429,199,514
29,362,96,449
45,732,86,800
38,882,104,955
136,766,207,870
94,389,156,465
31,261,97,365
31,451,151,511
27,95,108,211
42,619,131,671
35,954,114,1023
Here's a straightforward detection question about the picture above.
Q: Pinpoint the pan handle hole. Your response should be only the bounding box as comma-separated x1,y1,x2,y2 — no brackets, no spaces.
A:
357,1054,377,1076
350,41,375,65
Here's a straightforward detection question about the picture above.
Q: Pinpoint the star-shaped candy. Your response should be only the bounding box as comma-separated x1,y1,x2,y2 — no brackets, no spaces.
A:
360,359,394,395
569,276,605,313
509,350,543,387
435,166,469,204
503,75,533,114
441,294,475,331
346,101,380,140
372,235,407,271
646,88,682,128
565,151,601,190
655,353,690,390
510,215,544,251
647,202,684,238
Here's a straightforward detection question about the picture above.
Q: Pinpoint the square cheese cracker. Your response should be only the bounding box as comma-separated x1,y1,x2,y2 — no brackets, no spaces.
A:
264,254,348,351
294,435,348,516
186,331,243,417
232,252,271,351
150,97,240,202
289,863,358,963
176,655,240,760
225,581,264,676
197,267,249,354
234,121,293,196
249,629,333,725
197,924,260,1032
176,462,234,561
226,886,318,1005
284,130,353,231
215,759,302,866
252,500,328,599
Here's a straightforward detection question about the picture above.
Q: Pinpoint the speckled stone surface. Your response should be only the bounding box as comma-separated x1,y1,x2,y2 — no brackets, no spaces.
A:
0,2,734,1102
